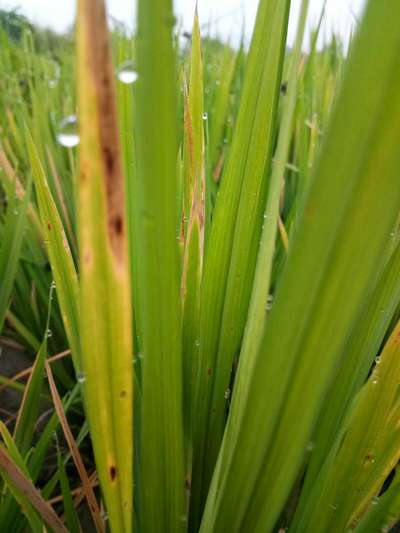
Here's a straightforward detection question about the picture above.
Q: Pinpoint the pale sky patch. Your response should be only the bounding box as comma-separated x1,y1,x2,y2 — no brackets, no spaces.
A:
0,0,365,47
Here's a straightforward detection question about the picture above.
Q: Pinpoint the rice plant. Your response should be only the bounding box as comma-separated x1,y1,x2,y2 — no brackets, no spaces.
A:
0,0,400,531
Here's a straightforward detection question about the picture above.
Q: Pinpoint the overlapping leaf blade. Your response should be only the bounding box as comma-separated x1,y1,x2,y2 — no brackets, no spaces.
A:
77,0,133,530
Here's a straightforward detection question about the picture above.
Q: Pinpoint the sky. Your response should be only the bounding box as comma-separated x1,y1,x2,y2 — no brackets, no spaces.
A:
0,0,366,46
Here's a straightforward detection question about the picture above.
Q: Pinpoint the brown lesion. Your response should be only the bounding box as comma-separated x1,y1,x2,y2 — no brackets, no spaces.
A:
109,465,117,481
81,0,127,263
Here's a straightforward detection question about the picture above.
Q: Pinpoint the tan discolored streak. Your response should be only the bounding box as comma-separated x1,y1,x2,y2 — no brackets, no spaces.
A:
81,0,126,263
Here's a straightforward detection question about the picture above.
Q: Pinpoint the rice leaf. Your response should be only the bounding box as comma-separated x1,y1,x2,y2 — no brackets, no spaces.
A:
134,0,186,530
190,0,291,524
200,1,400,530
293,320,400,531
77,0,133,530
26,133,80,370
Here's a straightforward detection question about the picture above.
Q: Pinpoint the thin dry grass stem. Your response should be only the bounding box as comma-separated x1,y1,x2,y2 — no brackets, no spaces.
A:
45,360,105,533
72,471,99,509
0,446,69,533
0,350,71,394
47,471,99,505
0,337,25,352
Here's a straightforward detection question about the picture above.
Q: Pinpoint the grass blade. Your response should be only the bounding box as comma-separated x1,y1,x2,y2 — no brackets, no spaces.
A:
26,132,80,369
293,320,400,531
200,0,400,530
190,0,291,524
0,445,68,533
77,1,133,531
134,0,186,530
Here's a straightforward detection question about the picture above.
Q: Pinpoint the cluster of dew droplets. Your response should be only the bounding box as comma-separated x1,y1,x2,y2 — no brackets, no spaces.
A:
117,61,138,85
57,115,80,148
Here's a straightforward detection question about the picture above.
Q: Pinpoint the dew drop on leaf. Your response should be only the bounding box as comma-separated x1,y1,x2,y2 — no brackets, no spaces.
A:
117,61,138,85
57,115,80,148
77,371,86,384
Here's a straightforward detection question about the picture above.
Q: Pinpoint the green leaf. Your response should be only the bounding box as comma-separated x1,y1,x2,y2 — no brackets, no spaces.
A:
190,0,292,524
134,0,186,530
57,446,82,533
0,178,31,331
200,0,400,531
293,320,400,531
26,133,80,370
77,0,133,531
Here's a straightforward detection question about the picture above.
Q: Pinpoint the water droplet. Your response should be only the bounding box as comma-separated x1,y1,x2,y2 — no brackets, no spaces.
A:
194,340,200,347
46,328,53,338
372,496,379,505
372,379,378,385
50,280,56,290
138,352,144,360
13,208,19,215
202,112,208,121
117,61,138,84
306,441,315,452
48,61,60,88
266,294,273,311
329,503,338,511
57,115,80,148
263,212,268,220
77,371,86,384
374,356,381,365
363,454,375,466
180,514,188,523
133,357,138,365
224,388,231,400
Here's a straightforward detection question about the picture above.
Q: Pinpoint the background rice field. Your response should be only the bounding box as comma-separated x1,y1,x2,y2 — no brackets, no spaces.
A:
0,0,400,532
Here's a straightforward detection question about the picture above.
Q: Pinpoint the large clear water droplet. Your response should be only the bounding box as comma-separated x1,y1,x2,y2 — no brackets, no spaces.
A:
57,115,80,148
117,61,138,85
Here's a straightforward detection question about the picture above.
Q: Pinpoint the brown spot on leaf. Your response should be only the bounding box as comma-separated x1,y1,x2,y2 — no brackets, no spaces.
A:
82,0,127,263
112,215,123,235
110,465,117,481
84,251,92,264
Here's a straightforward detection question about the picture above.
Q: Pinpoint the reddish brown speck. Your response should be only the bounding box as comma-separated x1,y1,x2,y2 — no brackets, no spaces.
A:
110,465,117,481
